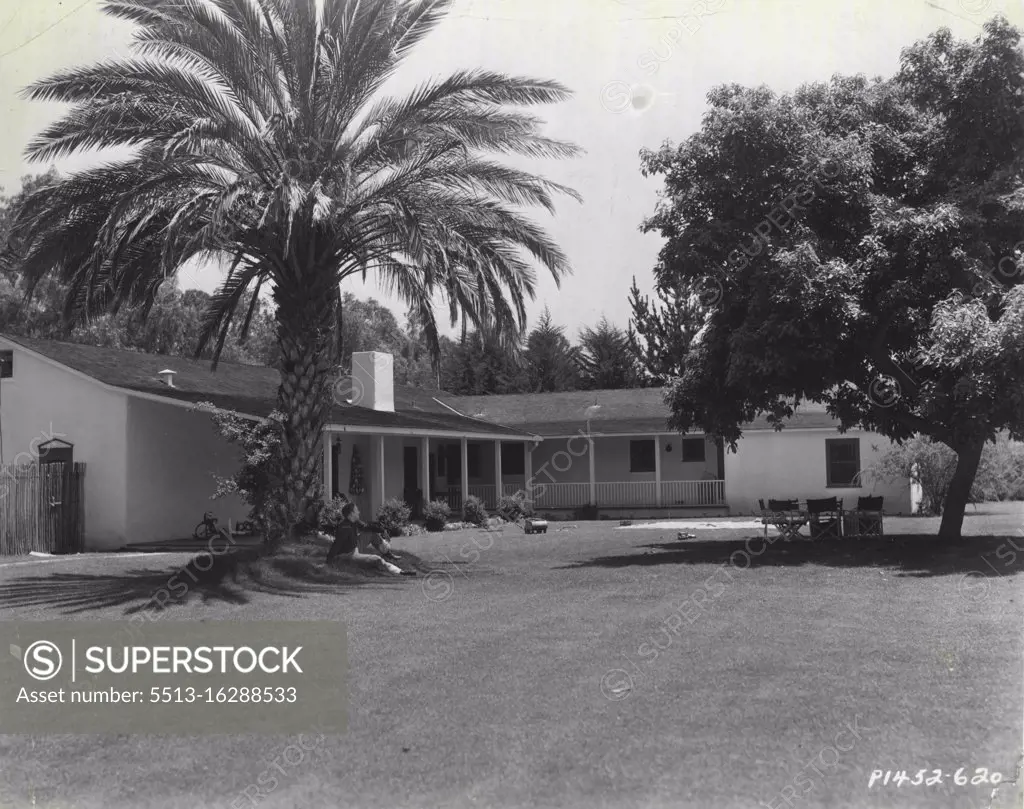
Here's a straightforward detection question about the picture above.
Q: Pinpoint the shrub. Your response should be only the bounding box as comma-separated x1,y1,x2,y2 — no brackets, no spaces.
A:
974,433,1024,501
463,495,488,526
318,495,350,532
867,436,986,515
374,497,411,538
497,492,534,522
196,402,285,541
423,499,452,532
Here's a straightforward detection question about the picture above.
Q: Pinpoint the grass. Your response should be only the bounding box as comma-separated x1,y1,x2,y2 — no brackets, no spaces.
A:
0,504,1021,808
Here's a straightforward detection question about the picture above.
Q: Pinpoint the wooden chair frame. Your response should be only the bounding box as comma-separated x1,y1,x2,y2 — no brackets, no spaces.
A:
760,498,809,541
848,496,885,538
807,497,843,540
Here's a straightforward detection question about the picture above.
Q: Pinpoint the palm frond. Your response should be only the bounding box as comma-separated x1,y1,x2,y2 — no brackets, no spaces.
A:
16,0,579,374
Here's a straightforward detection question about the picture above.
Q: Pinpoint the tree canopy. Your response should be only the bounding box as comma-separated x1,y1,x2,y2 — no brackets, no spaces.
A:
634,17,1024,539
10,0,580,541
0,173,280,364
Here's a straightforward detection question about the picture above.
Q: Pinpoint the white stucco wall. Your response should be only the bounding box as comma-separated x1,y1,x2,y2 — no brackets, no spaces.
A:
0,342,129,550
724,429,912,515
125,398,250,543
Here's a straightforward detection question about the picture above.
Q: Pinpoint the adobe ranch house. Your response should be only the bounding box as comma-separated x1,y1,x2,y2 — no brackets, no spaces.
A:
0,336,911,551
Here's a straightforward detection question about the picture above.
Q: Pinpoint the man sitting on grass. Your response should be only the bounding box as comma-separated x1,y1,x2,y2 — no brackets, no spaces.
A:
325,502,415,576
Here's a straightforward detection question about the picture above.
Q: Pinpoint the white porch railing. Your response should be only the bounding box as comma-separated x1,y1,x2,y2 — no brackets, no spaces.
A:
595,481,656,507
467,485,498,508
661,480,726,507
532,482,592,509
432,485,524,510
503,483,523,498
460,484,535,509
438,480,726,511
533,480,726,509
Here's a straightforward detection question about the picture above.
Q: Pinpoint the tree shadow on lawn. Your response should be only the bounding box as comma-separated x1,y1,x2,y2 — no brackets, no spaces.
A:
0,540,435,616
563,534,1024,579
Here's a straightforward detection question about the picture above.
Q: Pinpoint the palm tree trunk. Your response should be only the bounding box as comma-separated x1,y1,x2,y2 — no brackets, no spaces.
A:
267,274,338,546
937,436,986,542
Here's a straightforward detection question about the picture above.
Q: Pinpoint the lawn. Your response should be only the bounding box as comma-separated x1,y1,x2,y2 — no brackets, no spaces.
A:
0,504,1021,809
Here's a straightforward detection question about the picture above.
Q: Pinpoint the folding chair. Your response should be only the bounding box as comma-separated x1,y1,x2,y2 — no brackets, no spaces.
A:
807,497,842,540
765,498,807,540
851,496,884,538
759,499,771,539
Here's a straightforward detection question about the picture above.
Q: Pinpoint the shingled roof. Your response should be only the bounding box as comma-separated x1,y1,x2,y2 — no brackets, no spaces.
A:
2,335,530,439
441,388,841,435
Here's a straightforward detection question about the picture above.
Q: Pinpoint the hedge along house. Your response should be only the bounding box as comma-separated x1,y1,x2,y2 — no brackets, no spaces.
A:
0,336,533,551
441,389,914,518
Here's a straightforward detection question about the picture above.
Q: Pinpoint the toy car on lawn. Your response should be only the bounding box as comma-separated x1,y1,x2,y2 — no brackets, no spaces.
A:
523,518,548,535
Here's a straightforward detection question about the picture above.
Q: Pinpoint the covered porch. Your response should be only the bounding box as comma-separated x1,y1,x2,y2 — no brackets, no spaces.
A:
322,427,728,517
321,427,536,517
522,431,727,511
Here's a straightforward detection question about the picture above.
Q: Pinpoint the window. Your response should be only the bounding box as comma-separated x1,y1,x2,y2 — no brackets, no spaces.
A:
467,444,481,478
826,439,861,487
629,440,656,473
502,444,525,476
681,437,706,463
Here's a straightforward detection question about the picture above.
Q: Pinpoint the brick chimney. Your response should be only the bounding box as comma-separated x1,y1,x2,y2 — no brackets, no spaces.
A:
349,352,394,412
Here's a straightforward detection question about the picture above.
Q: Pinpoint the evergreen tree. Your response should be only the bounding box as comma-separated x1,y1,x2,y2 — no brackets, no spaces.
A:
523,307,580,392
627,278,710,384
441,328,526,394
577,315,645,390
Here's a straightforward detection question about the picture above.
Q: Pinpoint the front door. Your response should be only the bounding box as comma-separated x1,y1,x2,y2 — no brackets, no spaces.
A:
403,446,421,517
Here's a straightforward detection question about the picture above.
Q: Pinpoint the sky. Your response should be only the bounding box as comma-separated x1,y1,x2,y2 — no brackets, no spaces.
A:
0,0,1020,339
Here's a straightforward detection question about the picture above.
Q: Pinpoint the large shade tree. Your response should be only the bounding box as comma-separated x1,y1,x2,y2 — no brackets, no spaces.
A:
11,0,579,541
634,17,1024,541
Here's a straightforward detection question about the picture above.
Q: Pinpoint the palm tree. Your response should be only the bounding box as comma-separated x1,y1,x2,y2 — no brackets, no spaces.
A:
12,0,580,542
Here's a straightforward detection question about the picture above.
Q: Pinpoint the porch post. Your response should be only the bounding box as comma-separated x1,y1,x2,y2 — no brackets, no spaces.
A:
716,438,726,505
525,442,533,499
420,436,430,505
588,436,596,506
460,437,469,513
322,431,332,503
655,436,662,507
493,440,502,509
372,434,386,515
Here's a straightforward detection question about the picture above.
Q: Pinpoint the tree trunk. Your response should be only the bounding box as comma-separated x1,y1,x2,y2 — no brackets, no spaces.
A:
937,436,986,542
268,274,338,547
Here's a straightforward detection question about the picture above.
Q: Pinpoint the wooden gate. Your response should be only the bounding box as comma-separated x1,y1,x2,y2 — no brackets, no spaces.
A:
0,462,86,555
